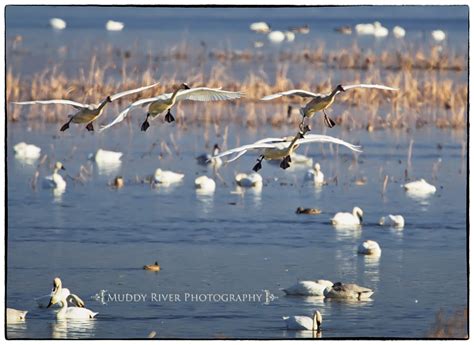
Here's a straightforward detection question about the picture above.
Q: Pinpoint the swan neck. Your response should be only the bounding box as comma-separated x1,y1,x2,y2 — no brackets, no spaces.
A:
170,86,182,103
97,98,110,111
329,87,340,99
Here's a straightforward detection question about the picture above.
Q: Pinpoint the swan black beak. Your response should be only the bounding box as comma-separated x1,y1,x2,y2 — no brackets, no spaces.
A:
47,300,53,308
61,166,66,171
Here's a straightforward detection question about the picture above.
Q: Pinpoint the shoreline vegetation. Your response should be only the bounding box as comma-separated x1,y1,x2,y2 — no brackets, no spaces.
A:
7,41,467,130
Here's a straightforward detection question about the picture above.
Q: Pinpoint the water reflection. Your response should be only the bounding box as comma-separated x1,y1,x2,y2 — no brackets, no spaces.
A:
14,155,39,166
405,190,434,207
152,182,182,195
51,319,96,339
360,254,380,285
6,318,27,337
195,192,214,214
95,161,122,176
52,188,65,203
233,185,262,207
333,225,362,240
284,330,322,339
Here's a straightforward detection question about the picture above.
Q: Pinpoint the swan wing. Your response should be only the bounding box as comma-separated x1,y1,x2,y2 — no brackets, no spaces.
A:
98,97,157,131
261,89,322,100
175,87,244,102
12,99,90,108
109,82,160,101
341,83,399,94
213,143,280,162
295,134,362,152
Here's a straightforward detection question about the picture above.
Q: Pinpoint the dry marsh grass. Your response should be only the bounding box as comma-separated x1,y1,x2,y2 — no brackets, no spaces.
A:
427,308,468,339
6,41,467,130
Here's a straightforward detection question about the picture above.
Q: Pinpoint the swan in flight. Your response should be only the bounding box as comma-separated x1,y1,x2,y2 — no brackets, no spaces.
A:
331,207,364,226
212,133,361,172
12,82,159,132
324,282,373,300
283,310,322,331
42,162,67,191
99,84,244,132
6,308,28,323
261,83,398,133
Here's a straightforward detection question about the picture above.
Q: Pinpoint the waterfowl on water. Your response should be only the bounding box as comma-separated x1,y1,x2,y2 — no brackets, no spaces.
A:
112,176,124,189
49,18,66,30
12,83,159,132
42,162,66,191
295,207,321,215
357,240,382,256
48,293,97,320
235,172,263,188
378,214,405,228
6,308,28,323
106,20,124,31
432,30,446,42
194,176,216,193
153,169,184,185
196,144,222,167
99,84,244,132
289,24,310,34
283,280,332,296
261,83,398,133
283,310,322,331
393,26,406,38
143,262,161,271
324,282,373,300
89,149,123,164
330,207,363,226
267,31,286,44
403,179,436,194
36,277,85,308
212,133,361,172
250,22,271,34
13,142,41,160
305,163,324,185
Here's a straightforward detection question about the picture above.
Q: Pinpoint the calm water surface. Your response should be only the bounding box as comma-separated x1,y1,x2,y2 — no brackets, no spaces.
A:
6,120,467,339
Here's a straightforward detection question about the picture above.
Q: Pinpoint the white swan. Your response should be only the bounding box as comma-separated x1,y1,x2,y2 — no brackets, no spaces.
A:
393,26,406,38
283,310,322,331
357,240,382,256
250,22,271,33
49,18,66,30
324,282,373,300
43,162,66,191
106,20,124,31
212,133,361,172
7,308,28,323
355,22,375,35
13,142,41,160
195,176,216,193
235,172,263,188
36,277,85,308
268,31,286,43
330,207,363,226
404,179,436,194
196,144,222,167
12,83,159,132
89,149,123,164
284,31,296,42
432,30,446,42
261,83,398,130
99,84,244,132
154,168,184,185
379,214,405,228
283,280,333,296
373,21,389,37
48,294,97,320
305,163,324,184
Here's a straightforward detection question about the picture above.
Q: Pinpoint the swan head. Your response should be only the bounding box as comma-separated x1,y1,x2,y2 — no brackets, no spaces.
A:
106,96,112,103
180,83,191,90
54,162,65,171
52,277,62,293
212,144,220,156
336,84,345,92
314,163,321,172
353,207,363,223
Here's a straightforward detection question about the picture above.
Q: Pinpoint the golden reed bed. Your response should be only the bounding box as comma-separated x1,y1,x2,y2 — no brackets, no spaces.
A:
6,42,467,130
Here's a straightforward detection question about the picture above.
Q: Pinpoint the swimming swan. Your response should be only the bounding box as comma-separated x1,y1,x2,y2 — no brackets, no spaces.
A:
48,294,97,320
99,84,244,132
7,308,28,323
283,280,333,296
378,214,405,228
36,277,85,308
305,162,324,184
12,83,159,132
42,162,66,191
89,149,123,164
50,18,66,30
324,282,373,300
212,133,362,172
261,83,398,132
106,20,124,31
403,179,436,194
154,169,184,185
13,142,41,160
283,310,322,331
235,172,263,188
331,207,363,226
194,176,216,193
357,240,382,256
250,22,271,33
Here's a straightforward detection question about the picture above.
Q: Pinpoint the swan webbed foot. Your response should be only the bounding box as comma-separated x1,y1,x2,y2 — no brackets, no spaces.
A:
86,123,94,131
287,105,293,118
252,156,264,172
280,156,291,169
60,122,70,132
165,110,175,123
141,119,150,131
323,111,336,128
